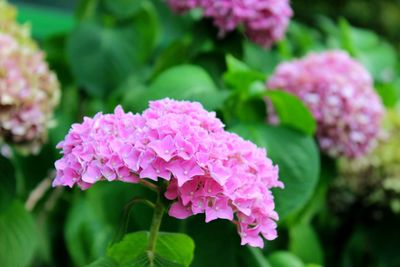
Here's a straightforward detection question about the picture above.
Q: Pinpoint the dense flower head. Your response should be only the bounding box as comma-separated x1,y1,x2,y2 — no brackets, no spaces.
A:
0,0,60,154
333,109,400,215
53,98,283,247
267,50,384,158
167,0,292,47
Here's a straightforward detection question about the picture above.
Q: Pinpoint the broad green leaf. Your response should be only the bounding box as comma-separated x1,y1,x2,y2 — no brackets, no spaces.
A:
87,257,119,267
65,198,113,266
0,201,38,267
243,41,280,73
289,224,324,265
268,251,305,267
285,22,324,56
231,123,320,219
151,39,191,79
128,65,228,112
337,19,397,82
0,154,16,213
226,54,251,72
375,83,398,107
107,231,195,267
67,2,158,97
265,90,317,135
16,4,75,38
102,0,146,19
224,55,266,91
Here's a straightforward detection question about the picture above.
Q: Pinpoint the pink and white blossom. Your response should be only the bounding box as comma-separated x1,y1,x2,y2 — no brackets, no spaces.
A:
54,98,283,248
167,0,292,47
267,50,384,158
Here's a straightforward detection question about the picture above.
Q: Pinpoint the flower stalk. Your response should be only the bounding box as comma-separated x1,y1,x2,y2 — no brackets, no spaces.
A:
147,193,165,267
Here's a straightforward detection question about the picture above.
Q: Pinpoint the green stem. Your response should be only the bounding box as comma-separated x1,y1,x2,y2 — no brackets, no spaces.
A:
147,195,165,267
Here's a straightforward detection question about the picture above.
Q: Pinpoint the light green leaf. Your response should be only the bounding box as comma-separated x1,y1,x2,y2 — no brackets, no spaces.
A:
102,0,146,19
0,201,38,267
127,65,228,112
289,224,324,265
231,123,320,219
268,251,305,267
265,90,317,135
107,231,195,267
16,4,75,38
0,155,16,213
375,83,398,107
224,55,266,91
67,2,158,97
226,54,251,72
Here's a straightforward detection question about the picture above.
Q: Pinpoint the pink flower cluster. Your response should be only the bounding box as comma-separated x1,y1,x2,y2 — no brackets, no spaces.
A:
53,99,283,247
267,50,384,158
0,10,60,154
167,0,292,47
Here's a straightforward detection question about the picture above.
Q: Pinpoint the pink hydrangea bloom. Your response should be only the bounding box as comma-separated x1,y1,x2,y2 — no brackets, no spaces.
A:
167,0,292,47
54,98,283,248
267,50,384,158
0,32,60,154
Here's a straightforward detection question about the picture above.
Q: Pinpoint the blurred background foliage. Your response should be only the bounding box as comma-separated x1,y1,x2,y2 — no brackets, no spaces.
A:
0,0,399,267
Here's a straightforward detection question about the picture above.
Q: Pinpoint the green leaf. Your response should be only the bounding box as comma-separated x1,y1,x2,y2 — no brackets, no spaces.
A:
0,201,38,267
231,123,320,219
127,65,228,112
224,55,266,91
0,155,16,213
65,198,113,266
87,257,119,267
289,224,324,265
107,231,195,267
16,4,75,39
267,251,305,267
375,83,398,107
226,54,251,72
102,0,146,19
67,2,158,97
265,90,317,135
337,19,397,82
243,41,280,73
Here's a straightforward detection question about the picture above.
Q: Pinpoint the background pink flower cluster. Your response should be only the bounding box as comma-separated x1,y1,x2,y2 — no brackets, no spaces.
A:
167,0,293,47
267,50,384,158
53,98,283,247
0,1,60,154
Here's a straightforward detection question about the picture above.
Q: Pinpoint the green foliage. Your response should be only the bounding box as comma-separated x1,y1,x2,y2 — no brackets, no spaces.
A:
106,231,195,267
67,1,159,97
0,155,16,213
231,124,320,219
5,1,400,267
267,251,305,267
289,224,324,265
0,201,38,267
264,90,316,135
125,65,228,112
65,197,113,266
16,4,75,38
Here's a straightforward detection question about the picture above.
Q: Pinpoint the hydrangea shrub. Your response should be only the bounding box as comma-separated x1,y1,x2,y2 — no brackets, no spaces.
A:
0,0,60,154
167,0,293,47
53,98,283,248
267,50,384,158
